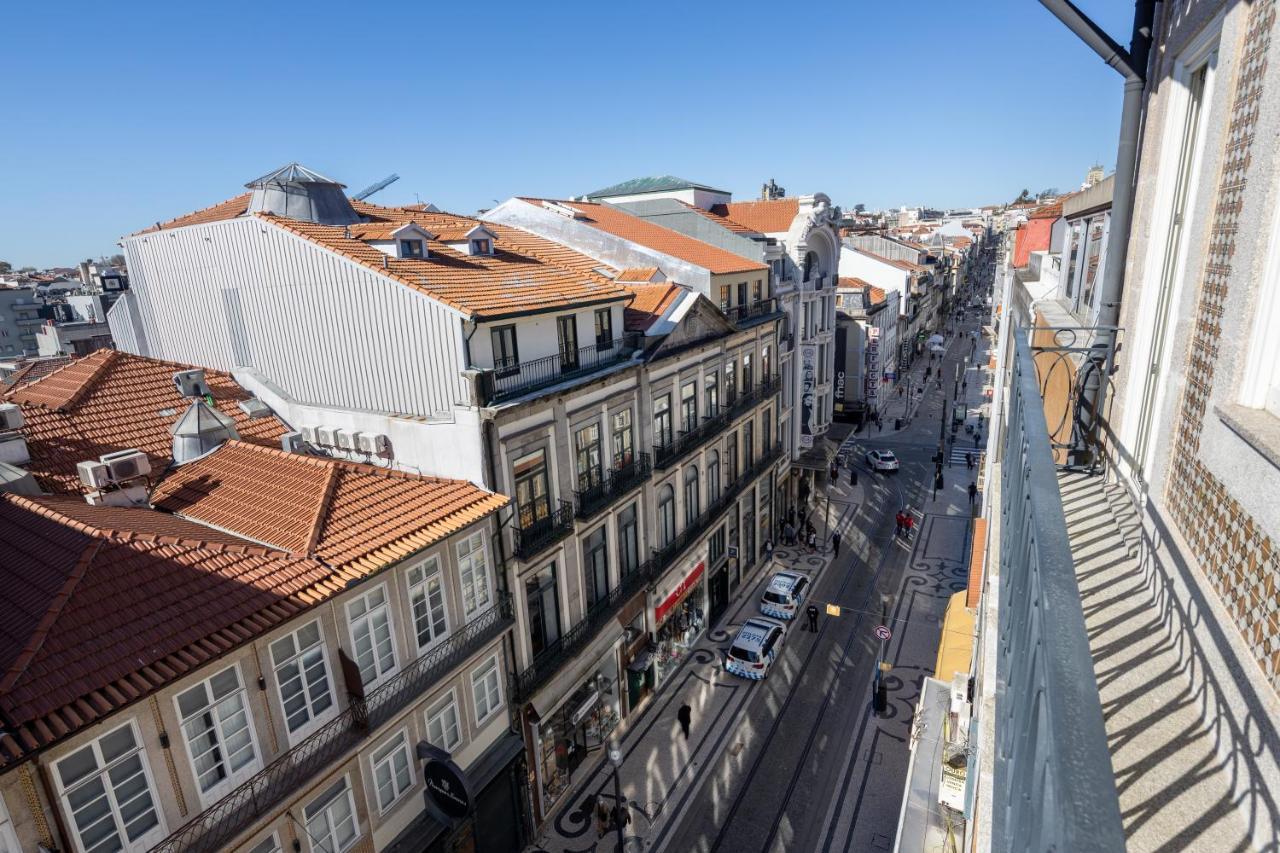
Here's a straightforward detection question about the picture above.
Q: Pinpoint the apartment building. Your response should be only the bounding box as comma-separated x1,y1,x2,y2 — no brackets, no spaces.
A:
0,352,521,853
102,163,783,830
0,288,42,356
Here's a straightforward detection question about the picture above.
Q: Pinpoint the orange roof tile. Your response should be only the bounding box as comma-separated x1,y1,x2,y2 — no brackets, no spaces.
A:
615,267,662,282
1012,218,1053,268
1,356,72,389
540,200,768,275
720,198,800,234
7,350,289,494
135,192,252,233
868,286,887,305
623,283,684,332
838,276,873,290
682,204,764,236
151,440,509,574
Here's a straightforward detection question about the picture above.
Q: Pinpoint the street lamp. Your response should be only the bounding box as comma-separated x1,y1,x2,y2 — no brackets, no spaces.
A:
873,592,891,714
608,738,625,852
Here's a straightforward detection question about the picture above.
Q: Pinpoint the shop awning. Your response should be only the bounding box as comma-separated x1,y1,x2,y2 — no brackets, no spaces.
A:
934,592,975,683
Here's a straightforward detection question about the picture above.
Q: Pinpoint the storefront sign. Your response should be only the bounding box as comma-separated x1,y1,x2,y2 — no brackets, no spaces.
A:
834,326,847,403
655,561,706,623
800,345,817,449
417,743,473,822
569,689,600,726
865,327,880,406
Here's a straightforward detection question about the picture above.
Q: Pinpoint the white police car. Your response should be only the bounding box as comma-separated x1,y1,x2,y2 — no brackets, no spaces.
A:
760,571,810,620
724,617,787,680
866,449,900,472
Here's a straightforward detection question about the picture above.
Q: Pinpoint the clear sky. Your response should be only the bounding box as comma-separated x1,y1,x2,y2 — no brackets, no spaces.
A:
0,0,1133,268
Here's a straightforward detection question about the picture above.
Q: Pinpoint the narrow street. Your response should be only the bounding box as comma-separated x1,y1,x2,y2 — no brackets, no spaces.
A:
530,298,991,853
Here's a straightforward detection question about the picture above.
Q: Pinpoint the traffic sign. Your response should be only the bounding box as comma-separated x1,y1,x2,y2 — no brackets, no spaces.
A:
826,603,841,617
874,624,892,640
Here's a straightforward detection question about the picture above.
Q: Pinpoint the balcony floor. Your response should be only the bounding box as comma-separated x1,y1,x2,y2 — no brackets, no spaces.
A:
1059,472,1263,852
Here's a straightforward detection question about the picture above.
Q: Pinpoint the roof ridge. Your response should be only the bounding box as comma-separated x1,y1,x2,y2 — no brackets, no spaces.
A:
303,464,341,557
219,438,469,484
0,537,102,694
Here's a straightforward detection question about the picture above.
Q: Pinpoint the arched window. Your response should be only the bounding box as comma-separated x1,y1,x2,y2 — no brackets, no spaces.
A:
658,484,676,548
803,251,817,282
707,451,721,503
683,465,700,525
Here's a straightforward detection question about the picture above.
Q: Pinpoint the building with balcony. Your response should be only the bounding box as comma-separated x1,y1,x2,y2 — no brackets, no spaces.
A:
834,278,896,422
0,354,521,853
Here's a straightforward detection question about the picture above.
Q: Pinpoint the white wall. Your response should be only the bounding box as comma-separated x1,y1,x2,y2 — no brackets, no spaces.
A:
839,248,910,311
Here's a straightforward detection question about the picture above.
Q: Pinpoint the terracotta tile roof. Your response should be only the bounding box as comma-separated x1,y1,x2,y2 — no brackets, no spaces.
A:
151,440,509,575
538,200,768,275
683,204,764,236
719,198,800,234
6,350,289,494
1,357,73,389
264,202,629,320
1012,218,1053,268
1029,201,1064,220
868,286,887,305
135,192,252,233
622,284,684,332
838,276,873,290
615,267,662,282
0,493,328,767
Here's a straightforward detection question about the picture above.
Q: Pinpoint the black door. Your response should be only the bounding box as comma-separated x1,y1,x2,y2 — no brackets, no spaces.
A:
709,565,730,626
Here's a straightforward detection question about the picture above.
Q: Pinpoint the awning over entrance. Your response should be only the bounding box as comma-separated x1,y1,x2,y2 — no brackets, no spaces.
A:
792,436,839,471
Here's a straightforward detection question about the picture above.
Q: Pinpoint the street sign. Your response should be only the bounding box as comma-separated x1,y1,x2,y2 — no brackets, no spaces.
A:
874,624,892,640
826,603,841,617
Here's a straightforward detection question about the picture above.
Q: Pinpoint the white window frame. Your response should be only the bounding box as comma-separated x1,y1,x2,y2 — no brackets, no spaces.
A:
368,729,414,815
1240,182,1280,419
52,720,167,853
346,584,399,688
457,532,493,619
0,793,21,853
471,654,504,726
425,688,463,753
270,620,337,743
302,776,360,853
172,663,261,805
406,555,451,654
246,832,284,853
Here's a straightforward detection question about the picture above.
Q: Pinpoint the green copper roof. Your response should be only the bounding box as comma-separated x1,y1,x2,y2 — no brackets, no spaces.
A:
586,175,729,199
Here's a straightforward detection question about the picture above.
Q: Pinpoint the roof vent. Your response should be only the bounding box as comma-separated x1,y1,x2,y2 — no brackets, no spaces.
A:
0,461,39,495
173,369,210,398
238,398,272,419
171,400,241,464
245,162,361,226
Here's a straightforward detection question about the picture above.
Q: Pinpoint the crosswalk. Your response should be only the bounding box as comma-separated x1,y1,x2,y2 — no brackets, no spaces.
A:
949,445,982,468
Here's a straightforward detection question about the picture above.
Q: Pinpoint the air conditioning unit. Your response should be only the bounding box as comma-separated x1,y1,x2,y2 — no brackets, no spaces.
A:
99,449,151,482
238,398,272,419
334,429,357,450
280,430,305,453
0,403,23,432
77,460,112,489
316,426,338,447
300,425,318,444
172,369,210,398
356,432,390,455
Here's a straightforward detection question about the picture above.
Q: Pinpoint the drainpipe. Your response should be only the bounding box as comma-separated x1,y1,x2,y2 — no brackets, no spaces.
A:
1040,0,1155,333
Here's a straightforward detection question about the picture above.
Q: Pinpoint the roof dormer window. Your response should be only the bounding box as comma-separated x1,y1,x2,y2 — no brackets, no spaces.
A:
470,238,492,256
399,239,426,259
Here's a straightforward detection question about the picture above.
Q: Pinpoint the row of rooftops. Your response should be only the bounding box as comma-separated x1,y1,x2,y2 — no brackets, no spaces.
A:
0,348,507,766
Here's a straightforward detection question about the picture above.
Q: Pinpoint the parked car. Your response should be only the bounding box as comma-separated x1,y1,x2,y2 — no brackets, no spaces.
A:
866,450,900,472
725,618,787,680
760,571,811,620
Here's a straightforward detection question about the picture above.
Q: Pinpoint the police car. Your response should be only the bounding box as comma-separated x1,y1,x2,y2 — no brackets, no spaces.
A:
866,449,900,472
724,617,787,680
760,571,810,620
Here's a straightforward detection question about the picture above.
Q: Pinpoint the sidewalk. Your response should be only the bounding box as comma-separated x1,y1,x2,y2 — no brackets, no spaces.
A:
526,487,860,853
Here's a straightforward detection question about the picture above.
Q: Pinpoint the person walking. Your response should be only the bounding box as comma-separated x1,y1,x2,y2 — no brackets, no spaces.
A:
807,529,818,552
784,521,795,546
849,465,858,486
968,482,979,505
966,452,974,470
764,538,774,561
903,513,915,540
831,530,842,559
595,797,612,838
829,461,839,483
894,510,905,537
806,603,819,632
677,703,692,740
974,433,981,448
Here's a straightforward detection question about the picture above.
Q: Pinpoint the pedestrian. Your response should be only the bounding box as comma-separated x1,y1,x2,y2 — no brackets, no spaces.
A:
806,603,819,632
877,416,883,433
968,482,978,505
788,506,796,526
966,452,974,470
974,433,982,448
614,803,632,835
764,538,774,561
849,466,857,486
904,513,915,540
962,379,968,392
677,703,692,740
829,462,838,483
831,530,842,558
894,511,904,537
784,521,795,545
595,797,611,838
807,529,817,552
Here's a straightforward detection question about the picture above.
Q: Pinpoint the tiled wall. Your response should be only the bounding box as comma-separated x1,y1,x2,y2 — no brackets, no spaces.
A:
1164,0,1280,693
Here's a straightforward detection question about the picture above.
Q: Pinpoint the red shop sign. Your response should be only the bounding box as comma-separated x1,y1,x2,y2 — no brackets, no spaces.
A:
655,561,706,624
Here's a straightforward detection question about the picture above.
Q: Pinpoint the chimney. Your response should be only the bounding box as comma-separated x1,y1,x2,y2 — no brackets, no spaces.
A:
170,400,241,464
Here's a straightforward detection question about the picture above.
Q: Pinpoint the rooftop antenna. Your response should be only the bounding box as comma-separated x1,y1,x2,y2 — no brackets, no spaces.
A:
353,173,400,201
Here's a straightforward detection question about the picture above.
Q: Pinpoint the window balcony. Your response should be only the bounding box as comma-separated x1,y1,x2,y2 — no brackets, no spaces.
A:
653,376,781,470
151,594,514,853
574,452,652,520
512,499,575,562
477,335,639,406
722,297,781,328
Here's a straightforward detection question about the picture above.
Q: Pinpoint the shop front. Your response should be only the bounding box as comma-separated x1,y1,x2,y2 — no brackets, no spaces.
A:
653,555,708,686
529,655,622,818
619,602,654,716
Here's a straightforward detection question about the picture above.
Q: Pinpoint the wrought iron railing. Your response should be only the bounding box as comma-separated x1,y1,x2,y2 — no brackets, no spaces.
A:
653,376,780,470
992,328,1123,851
150,594,514,853
722,298,780,327
1024,325,1120,472
574,452,652,519
478,336,638,405
512,499,574,561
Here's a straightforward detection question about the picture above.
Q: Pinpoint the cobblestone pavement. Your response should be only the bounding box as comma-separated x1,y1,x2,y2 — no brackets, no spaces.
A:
527,304,992,853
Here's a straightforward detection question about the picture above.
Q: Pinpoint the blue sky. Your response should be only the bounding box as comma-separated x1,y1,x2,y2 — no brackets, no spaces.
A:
0,0,1132,268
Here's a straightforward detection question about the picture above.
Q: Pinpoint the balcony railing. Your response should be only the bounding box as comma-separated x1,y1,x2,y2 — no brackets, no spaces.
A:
992,328,1123,851
574,452,652,520
151,594,514,853
478,336,638,405
512,499,574,561
653,375,781,470
722,297,780,327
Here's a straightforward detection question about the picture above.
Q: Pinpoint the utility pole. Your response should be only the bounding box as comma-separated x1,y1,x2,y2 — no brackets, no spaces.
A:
608,739,625,852
874,592,891,714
